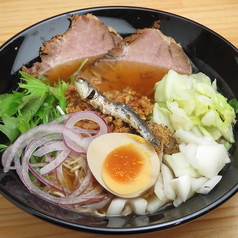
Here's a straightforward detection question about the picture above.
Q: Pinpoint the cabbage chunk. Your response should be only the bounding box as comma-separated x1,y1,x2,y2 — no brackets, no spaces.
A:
153,70,236,143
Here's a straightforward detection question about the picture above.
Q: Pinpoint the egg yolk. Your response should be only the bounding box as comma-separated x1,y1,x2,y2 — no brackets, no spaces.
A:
102,144,151,196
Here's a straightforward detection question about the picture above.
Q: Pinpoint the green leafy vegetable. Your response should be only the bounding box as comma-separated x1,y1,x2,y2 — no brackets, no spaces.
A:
228,98,238,114
153,70,236,143
0,91,24,117
0,71,68,151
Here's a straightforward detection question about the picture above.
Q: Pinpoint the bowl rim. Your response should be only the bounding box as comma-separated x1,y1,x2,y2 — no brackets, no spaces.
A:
0,5,238,234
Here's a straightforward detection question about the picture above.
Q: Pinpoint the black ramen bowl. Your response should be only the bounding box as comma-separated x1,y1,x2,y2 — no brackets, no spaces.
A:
0,6,237,234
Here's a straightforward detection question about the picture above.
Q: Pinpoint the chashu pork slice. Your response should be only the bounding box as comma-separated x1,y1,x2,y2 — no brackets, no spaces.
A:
23,14,122,82
83,28,192,97
93,28,192,73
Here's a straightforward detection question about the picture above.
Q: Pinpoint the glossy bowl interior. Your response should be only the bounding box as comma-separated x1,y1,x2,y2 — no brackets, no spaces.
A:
0,6,238,234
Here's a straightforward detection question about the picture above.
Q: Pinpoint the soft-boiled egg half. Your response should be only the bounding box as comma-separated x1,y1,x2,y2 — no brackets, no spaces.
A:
87,133,161,198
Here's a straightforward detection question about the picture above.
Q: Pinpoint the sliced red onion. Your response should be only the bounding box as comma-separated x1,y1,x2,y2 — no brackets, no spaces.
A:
70,168,93,197
62,134,86,154
63,111,109,152
44,153,53,162
50,113,71,124
20,134,61,204
3,123,85,172
30,162,48,168
17,135,63,177
64,111,108,133
1,143,12,168
33,141,67,157
55,164,71,196
71,126,99,136
84,196,111,211
2,111,110,208
59,184,105,206
28,164,63,192
40,149,71,176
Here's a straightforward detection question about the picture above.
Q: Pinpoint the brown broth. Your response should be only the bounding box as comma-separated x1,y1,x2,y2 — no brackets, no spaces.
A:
43,59,83,84
42,56,102,85
43,57,169,99
87,60,169,99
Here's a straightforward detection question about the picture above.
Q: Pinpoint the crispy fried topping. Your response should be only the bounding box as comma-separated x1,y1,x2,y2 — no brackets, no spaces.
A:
65,84,178,155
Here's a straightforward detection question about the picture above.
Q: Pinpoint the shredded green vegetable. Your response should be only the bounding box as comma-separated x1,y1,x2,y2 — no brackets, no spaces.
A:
0,71,68,151
153,70,236,144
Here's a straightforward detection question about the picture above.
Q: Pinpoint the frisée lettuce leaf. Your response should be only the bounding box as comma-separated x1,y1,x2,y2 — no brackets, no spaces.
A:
0,71,68,151
153,70,236,143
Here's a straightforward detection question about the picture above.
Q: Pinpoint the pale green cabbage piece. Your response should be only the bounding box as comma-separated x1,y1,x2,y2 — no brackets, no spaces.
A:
153,70,236,143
